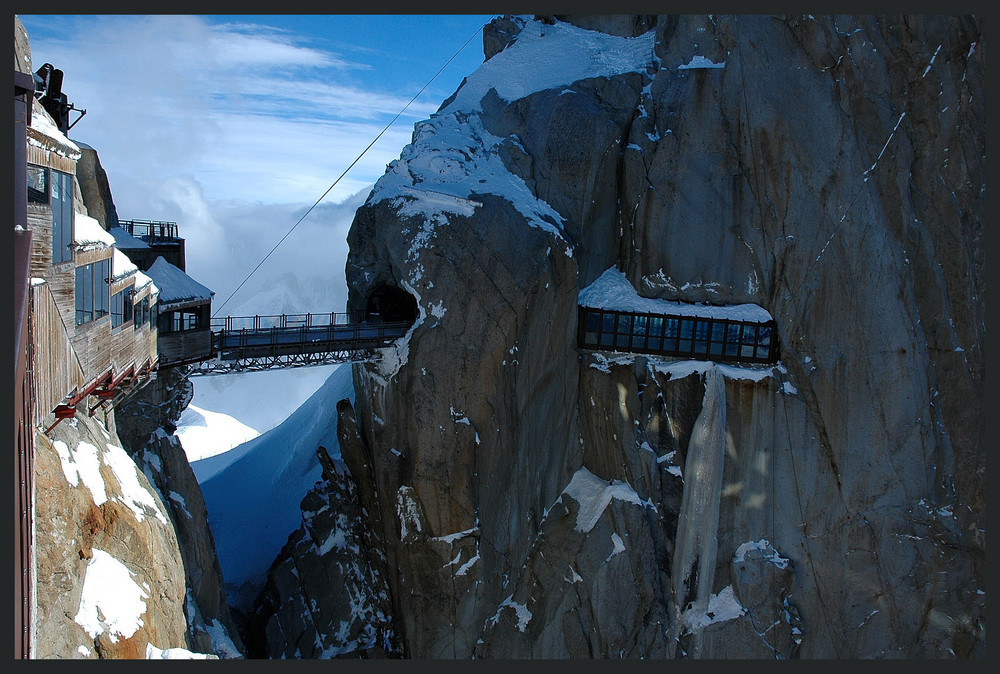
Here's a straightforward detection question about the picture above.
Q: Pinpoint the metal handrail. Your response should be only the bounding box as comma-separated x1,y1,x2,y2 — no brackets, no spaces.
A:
118,219,180,241
210,311,370,333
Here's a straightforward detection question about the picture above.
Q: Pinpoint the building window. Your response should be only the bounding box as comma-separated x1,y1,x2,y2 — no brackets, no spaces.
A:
161,307,206,333
171,311,200,332
111,284,136,330
51,169,74,264
134,296,150,331
27,165,48,203
75,259,110,326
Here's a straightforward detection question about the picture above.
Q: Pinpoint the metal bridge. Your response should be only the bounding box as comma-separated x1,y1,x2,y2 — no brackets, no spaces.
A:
190,311,411,375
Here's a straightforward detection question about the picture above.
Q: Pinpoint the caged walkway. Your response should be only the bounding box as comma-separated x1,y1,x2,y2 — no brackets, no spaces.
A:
190,311,412,375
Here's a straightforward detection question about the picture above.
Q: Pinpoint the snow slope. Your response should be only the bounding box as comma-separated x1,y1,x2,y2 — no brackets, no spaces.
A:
194,363,355,609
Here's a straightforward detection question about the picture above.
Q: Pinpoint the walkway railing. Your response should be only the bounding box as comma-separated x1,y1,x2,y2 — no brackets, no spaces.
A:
210,311,366,333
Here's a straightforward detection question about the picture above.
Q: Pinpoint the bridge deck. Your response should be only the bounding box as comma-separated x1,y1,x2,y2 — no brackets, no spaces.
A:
190,311,411,374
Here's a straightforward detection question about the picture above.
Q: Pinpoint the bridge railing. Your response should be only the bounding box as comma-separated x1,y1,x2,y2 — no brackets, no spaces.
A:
209,311,411,357
211,311,366,334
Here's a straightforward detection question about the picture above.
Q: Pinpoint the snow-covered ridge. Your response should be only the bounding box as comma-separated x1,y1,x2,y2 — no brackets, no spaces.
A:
441,19,656,114
370,111,566,242
366,18,659,273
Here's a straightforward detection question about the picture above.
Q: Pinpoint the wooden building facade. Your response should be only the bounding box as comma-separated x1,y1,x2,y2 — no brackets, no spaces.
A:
25,97,160,429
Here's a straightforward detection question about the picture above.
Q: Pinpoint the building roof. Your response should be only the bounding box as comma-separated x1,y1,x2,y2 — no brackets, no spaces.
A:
109,226,150,250
146,256,213,308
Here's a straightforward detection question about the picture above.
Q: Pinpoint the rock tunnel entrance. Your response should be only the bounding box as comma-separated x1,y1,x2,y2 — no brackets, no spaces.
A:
365,284,418,324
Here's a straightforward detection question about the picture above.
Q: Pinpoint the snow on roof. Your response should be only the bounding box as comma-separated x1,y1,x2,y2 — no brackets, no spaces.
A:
27,100,82,159
579,266,774,323
440,19,656,114
111,248,138,282
110,226,150,249
133,269,158,296
145,257,213,307
73,212,115,250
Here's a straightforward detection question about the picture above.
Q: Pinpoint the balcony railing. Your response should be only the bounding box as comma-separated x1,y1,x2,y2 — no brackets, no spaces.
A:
118,219,180,242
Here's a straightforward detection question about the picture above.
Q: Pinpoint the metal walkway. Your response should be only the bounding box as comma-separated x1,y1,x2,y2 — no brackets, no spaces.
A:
578,306,779,364
190,311,411,375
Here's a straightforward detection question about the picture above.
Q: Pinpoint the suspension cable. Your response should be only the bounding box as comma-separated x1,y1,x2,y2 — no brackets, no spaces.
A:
213,17,491,318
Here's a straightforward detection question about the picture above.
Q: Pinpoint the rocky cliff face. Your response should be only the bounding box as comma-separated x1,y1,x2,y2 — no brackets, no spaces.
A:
31,361,245,661
237,14,983,659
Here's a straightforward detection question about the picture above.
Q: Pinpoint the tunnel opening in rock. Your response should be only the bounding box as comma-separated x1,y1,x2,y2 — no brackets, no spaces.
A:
365,284,418,324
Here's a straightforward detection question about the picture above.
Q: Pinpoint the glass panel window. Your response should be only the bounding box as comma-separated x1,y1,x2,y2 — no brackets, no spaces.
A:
583,311,600,346
694,320,710,354
663,318,679,352
614,314,630,348
135,297,149,331
677,319,693,354
725,324,741,357
51,170,74,264
75,265,88,325
632,315,647,336
28,165,48,203
123,287,134,324
95,259,110,319
111,290,123,329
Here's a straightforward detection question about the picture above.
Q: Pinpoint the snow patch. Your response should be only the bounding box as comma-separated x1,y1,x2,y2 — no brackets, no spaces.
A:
733,539,790,569
146,644,216,659
678,55,726,69
74,549,149,642
487,594,532,633
562,467,652,532
679,585,746,633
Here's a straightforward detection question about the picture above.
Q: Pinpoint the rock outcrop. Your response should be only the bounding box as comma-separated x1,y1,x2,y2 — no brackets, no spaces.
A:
75,143,120,230
328,14,983,658
33,411,200,658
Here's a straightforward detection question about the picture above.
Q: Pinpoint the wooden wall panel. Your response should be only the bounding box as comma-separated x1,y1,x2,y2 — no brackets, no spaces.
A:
30,282,84,424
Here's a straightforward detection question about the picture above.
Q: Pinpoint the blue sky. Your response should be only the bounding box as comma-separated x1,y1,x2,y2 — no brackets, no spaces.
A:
18,14,495,315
